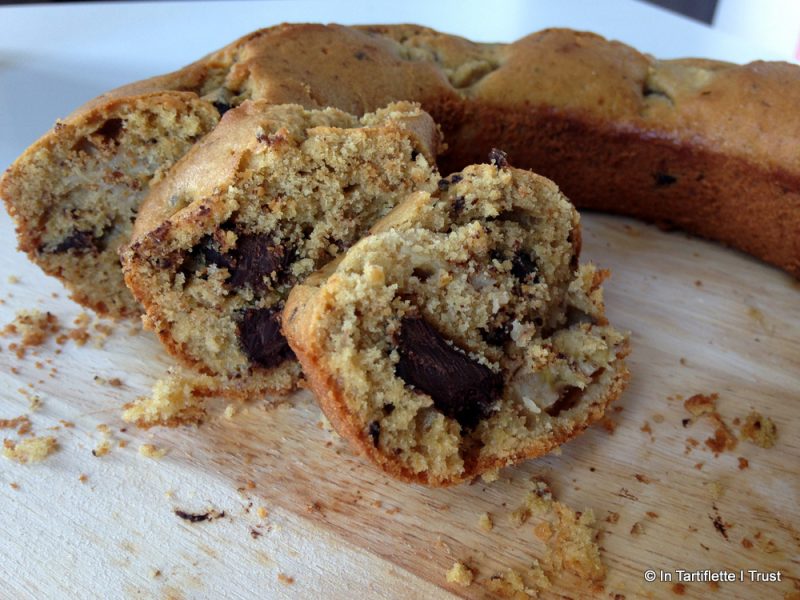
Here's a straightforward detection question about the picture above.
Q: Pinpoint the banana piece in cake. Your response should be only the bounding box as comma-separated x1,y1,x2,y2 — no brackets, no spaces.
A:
121,101,441,395
284,160,630,486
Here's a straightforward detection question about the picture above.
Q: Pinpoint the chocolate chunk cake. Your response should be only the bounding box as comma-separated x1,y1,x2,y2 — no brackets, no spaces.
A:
284,161,630,485
4,24,799,321
120,101,441,395
0,94,220,317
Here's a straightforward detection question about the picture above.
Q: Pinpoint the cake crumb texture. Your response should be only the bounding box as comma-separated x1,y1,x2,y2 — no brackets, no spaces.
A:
446,561,474,587
3,436,58,463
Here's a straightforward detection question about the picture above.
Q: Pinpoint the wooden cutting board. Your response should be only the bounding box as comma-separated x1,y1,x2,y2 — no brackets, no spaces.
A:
0,208,797,600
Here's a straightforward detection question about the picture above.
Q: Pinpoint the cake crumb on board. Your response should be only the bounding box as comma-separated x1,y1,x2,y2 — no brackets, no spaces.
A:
740,411,777,448
122,369,216,428
139,444,167,459
446,561,474,587
2,435,57,463
1,310,60,357
488,478,603,597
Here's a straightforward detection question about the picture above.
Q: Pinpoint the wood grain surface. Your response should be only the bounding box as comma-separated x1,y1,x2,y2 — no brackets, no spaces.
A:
0,208,797,599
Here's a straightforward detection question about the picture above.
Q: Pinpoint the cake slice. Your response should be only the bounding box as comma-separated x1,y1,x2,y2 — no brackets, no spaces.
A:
120,101,441,396
0,93,220,317
284,159,630,485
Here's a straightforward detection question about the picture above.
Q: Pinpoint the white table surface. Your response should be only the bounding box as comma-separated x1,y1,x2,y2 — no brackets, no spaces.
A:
1,3,795,599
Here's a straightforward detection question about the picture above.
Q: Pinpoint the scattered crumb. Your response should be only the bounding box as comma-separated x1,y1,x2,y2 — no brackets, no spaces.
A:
27,395,43,411
9,482,20,490
0,415,32,435
7,275,20,284
756,536,778,554
139,444,167,459
174,508,225,523
511,479,605,583
93,375,124,387
606,512,620,524
679,357,688,366
92,440,111,457
481,468,500,483
645,511,659,519
478,512,493,532
122,369,216,427
3,435,57,463
683,394,739,455
708,481,724,501
277,573,295,585
737,457,749,470
600,417,616,434
684,393,718,417
224,404,237,420
1,310,60,356
634,474,651,484
487,564,550,597
741,538,753,549
672,582,686,595
739,411,777,448
630,522,644,535
532,521,552,543
446,561,474,587
78,474,88,483
257,506,269,519
705,415,738,454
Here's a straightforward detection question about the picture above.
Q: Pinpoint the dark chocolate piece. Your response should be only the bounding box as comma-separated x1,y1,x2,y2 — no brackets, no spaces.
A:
49,225,113,255
174,510,211,523
193,235,233,270
545,385,583,416
437,178,450,192
395,315,502,430
480,323,511,347
94,118,123,144
511,251,539,283
174,509,225,523
229,233,292,290
212,101,232,116
368,420,381,446
654,172,677,187
51,230,99,254
239,307,295,368
488,148,509,168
